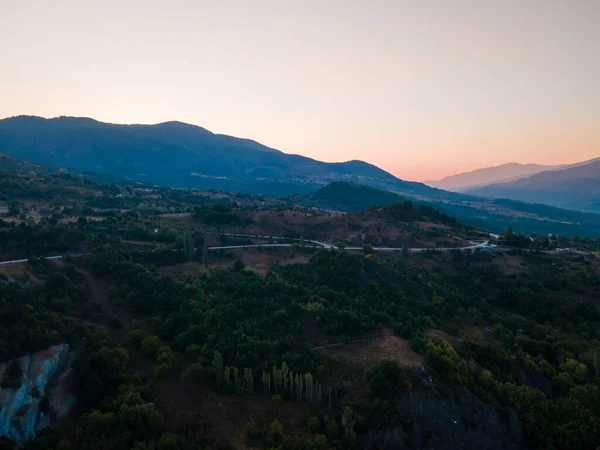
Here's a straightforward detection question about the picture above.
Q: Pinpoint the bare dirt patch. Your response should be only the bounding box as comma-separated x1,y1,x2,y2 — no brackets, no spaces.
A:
316,334,424,370
426,327,495,346
157,248,311,279
227,248,309,276
158,262,208,278
0,262,43,284
426,329,461,347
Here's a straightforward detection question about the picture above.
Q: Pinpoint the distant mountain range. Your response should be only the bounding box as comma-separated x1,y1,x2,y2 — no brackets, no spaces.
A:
1,115,599,237
425,163,561,191
467,158,600,213
0,115,441,198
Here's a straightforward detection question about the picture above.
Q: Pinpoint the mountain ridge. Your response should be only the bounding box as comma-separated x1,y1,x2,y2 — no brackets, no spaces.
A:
1,115,599,236
468,158,600,213
0,115,436,197
426,162,562,191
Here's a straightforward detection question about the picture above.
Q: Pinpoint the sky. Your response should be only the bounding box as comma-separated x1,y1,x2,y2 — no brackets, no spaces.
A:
1,0,598,181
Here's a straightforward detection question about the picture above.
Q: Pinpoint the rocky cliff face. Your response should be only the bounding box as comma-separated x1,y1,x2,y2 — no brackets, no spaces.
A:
0,344,76,447
359,387,527,450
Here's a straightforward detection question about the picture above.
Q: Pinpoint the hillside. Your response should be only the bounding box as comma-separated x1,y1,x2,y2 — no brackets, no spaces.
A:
0,115,437,197
1,169,600,450
302,181,406,212
426,162,560,191
468,158,600,213
294,182,600,238
4,145,600,238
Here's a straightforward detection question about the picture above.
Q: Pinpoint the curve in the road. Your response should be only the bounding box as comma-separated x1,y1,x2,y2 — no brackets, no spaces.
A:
207,232,488,252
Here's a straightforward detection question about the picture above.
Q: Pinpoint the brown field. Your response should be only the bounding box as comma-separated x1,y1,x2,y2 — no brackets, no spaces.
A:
315,333,424,370
158,248,310,278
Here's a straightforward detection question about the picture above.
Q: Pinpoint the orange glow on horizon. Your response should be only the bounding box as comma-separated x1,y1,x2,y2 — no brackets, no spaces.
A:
1,1,598,182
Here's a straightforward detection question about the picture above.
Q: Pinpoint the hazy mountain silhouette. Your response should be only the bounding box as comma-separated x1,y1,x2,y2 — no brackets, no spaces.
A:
467,158,600,213
425,162,561,191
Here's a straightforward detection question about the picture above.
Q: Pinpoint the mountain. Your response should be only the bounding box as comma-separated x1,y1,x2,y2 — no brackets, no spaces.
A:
0,115,438,197
302,181,406,212
2,115,599,237
425,163,560,191
467,158,600,213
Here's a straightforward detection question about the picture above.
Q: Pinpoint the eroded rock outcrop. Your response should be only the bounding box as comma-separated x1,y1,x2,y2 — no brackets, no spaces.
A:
0,344,76,447
359,386,527,450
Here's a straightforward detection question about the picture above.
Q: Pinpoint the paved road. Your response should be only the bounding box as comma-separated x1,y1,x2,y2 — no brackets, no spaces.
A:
0,255,64,266
0,236,490,265
208,232,489,252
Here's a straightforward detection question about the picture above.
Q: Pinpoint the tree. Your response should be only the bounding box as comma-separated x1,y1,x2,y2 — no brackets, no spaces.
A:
402,245,409,257
202,244,209,269
117,392,164,438
552,372,574,396
307,416,321,432
233,260,246,271
185,344,201,360
7,202,20,217
157,432,185,450
341,407,357,447
181,363,204,384
182,232,196,261
213,351,224,388
86,410,117,437
129,329,148,348
141,336,162,358
56,440,71,450
267,420,285,448
244,368,254,393
241,421,260,442
324,420,339,441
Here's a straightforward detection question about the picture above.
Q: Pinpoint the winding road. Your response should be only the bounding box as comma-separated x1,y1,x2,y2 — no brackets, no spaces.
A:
0,234,490,266
207,232,489,252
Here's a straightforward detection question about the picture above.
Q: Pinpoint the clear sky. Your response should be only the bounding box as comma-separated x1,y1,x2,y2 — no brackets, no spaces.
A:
1,0,598,181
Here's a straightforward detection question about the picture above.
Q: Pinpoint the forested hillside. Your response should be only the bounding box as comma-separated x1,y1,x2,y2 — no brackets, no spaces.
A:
294,181,600,238
0,166,599,449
